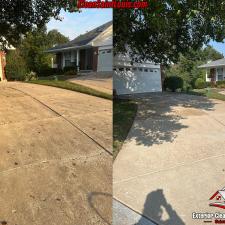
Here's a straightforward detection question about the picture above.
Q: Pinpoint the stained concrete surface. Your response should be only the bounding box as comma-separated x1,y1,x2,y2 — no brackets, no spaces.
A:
0,82,112,225
114,93,225,225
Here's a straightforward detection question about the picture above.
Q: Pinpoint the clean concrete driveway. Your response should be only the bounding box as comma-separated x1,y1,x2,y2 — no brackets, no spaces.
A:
114,93,225,225
69,74,112,95
0,82,112,225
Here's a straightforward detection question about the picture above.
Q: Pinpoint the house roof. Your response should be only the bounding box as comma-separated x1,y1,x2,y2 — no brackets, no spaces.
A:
46,21,112,53
198,58,225,69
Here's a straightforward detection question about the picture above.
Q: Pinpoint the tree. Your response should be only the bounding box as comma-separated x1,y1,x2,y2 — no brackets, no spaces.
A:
114,1,225,64
166,46,223,88
47,30,69,47
5,49,28,81
19,27,69,75
0,0,77,49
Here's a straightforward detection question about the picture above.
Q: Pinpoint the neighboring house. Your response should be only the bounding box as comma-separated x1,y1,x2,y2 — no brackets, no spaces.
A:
0,51,6,81
46,21,112,73
113,54,162,95
199,58,225,82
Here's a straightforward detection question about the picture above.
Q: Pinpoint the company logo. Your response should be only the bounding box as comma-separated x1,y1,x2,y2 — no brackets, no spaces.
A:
209,187,225,210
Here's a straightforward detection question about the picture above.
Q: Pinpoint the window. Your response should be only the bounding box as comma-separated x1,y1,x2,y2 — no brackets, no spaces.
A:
126,68,130,71
139,68,143,72
217,68,223,81
119,68,124,71
133,68,137,71
107,50,112,53
64,52,72,67
150,69,153,72
144,69,148,72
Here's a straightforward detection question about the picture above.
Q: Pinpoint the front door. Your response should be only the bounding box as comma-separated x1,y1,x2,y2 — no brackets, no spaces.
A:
79,49,93,71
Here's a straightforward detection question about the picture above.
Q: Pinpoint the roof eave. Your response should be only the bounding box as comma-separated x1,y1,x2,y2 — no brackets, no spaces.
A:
198,64,225,69
45,44,93,53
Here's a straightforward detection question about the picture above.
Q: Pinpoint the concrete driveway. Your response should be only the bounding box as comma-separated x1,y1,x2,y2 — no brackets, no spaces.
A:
114,93,225,225
69,74,112,95
0,82,112,225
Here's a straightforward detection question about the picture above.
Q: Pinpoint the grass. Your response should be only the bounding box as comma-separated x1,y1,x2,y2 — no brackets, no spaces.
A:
113,99,138,159
37,75,75,81
188,88,225,101
27,80,112,100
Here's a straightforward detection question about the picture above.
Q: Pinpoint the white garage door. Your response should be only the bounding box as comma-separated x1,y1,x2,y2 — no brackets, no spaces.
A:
97,49,113,72
113,67,162,95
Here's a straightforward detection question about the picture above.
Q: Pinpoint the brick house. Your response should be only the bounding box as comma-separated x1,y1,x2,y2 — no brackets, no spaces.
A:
46,21,112,73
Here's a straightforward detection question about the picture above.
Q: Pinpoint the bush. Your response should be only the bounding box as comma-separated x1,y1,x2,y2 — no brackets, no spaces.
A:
64,70,77,76
195,78,206,89
63,66,77,73
38,67,63,77
164,76,184,92
216,81,225,85
25,71,37,81
5,50,28,81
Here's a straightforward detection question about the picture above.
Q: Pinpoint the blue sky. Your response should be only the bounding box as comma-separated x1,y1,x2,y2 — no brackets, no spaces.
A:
209,41,225,56
47,9,112,40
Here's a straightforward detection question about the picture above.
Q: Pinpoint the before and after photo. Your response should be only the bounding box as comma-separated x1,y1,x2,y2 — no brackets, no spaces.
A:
1,1,225,225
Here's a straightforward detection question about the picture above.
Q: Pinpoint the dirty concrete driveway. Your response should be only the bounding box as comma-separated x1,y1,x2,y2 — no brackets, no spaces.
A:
69,74,112,95
114,93,225,225
0,82,112,225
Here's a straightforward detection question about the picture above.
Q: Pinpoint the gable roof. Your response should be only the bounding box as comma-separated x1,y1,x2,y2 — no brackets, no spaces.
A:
47,21,112,52
198,58,225,69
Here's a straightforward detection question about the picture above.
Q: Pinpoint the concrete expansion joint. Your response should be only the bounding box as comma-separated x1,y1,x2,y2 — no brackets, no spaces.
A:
9,87,113,156
113,152,225,185
0,152,104,177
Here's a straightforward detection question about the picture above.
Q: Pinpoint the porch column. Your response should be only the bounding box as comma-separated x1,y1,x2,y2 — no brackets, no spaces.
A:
76,50,80,72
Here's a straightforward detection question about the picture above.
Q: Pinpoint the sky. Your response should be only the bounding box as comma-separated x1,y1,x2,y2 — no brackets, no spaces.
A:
47,10,225,57
209,40,225,56
47,9,112,40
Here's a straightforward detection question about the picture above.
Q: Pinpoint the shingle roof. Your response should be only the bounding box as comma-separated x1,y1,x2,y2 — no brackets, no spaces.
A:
198,58,225,68
47,21,112,52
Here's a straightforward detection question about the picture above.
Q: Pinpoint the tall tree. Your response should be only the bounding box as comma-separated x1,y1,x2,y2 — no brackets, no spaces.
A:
166,46,223,87
0,0,77,49
19,27,69,74
114,1,225,64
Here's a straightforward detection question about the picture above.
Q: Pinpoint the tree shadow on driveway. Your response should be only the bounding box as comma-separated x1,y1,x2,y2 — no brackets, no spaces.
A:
126,93,216,147
135,189,185,225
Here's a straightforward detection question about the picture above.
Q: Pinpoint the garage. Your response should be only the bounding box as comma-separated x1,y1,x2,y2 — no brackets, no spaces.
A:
113,64,162,95
97,48,113,72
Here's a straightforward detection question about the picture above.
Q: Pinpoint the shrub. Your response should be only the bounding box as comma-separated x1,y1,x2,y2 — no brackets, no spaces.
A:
25,71,37,81
38,67,63,76
63,66,77,73
164,76,184,92
195,78,206,89
64,70,77,76
5,50,28,81
216,81,225,86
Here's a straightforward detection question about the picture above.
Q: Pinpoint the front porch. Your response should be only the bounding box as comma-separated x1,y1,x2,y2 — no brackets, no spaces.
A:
206,67,225,82
55,47,98,72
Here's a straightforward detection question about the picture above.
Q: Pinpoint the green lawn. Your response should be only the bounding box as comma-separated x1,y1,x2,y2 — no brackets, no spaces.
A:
27,80,112,100
113,99,138,159
37,74,76,81
188,88,225,101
